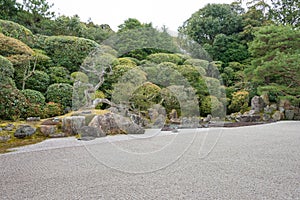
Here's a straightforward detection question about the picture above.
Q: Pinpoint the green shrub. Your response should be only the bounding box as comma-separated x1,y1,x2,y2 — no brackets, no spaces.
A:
91,90,106,109
21,89,46,105
25,70,50,93
200,95,224,117
0,55,14,77
228,90,249,113
183,59,209,69
45,83,73,109
33,34,48,50
0,84,28,120
44,102,63,118
47,66,72,84
33,49,52,70
44,36,100,72
130,82,162,111
114,57,137,67
0,33,33,56
0,19,34,47
22,103,44,118
71,71,89,83
147,53,183,64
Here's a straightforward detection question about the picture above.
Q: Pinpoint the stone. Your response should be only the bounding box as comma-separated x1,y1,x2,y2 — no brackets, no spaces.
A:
285,110,295,120
40,125,57,137
251,96,265,113
49,132,67,138
62,116,85,135
41,118,61,126
260,93,270,106
89,113,144,135
79,126,105,141
169,109,178,120
0,135,10,142
152,114,166,128
14,125,36,139
279,99,291,110
26,117,40,121
263,113,271,121
203,114,212,123
4,124,15,131
272,111,282,121
264,105,276,114
0,128,2,132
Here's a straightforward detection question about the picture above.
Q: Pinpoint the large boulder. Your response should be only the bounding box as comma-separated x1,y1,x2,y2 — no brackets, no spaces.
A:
89,113,145,135
62,116,85,135
40,125,57,137
285,110,295,120
272,111,282,121
14,125,36,138
251,96,265,113
78,126,106,141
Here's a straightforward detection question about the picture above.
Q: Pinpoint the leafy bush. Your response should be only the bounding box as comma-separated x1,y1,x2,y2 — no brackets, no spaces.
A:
21,89,46,105
228,90,249,113
91,90,106,109
0,55,14,77
147,53,183,64
44,36,100,72
200,95,224,117
184,59,209,69
0,84,27,120
33,49,52,70
71,71,89,83
44,102,63,118
130,82,162,111
45,83,73,109
47,66,72,84
25,70,50,93
114,57,137,67
0,19,34,47
0,33,34,56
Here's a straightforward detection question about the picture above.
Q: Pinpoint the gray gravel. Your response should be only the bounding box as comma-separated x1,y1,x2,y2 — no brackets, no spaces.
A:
1,121,300,199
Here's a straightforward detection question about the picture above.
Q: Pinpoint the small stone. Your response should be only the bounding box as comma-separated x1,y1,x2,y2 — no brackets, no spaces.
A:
272,111,282,121
40,125,57,137
285,110,295,120
14,125,36,139
26,117,40,121
263,113,271,121
0,135,11,142
251,96,265,113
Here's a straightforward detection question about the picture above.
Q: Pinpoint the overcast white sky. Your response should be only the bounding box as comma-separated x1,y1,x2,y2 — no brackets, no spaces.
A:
46,0,234,32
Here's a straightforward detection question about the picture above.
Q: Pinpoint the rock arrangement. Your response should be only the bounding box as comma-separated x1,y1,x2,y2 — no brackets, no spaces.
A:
227,96,300,122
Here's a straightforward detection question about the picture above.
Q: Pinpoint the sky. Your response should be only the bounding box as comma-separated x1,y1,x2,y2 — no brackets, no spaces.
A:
46,0,235,32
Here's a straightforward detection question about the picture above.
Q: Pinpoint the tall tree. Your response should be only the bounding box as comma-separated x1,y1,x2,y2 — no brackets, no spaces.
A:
269,0,300,27
179,3,244,45
0,0,20,20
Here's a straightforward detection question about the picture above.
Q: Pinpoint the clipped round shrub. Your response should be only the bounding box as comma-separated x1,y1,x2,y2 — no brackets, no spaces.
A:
131,82,162,111
0,19,34,47
228,90,249,113
71,71,89,83
200,95,224,117
25,70,50,93
44,36,100,72
21,89,46,105
0,33,34,56
114,57,137,67
147,53,183,64
43,102,63,118
0,55,14,77
33,49,52,70
45,83,73,109
0,84,28,120
183,59,209,69
47,66,72,84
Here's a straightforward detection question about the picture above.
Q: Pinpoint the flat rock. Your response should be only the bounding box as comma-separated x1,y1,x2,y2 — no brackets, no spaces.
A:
14,125,36,139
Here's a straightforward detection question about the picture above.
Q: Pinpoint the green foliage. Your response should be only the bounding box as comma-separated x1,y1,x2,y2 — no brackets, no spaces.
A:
247,25,300,104
71,71,89,83
45,83,73,109
33,49,52,70
200,95,224,116
43,102,63,118
25,70,50,93
0,55,14,78
179,3,243,45
21,89,45,105
91,90,106,109
0,33,34,56
0,19,34,47
0,84,27,120
269,0,300,27
130,82,162,111
0,0,20,21
147,53,183,64
47,66,72,84
114,57,137,67
228,90,249,113
44,36,100,72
